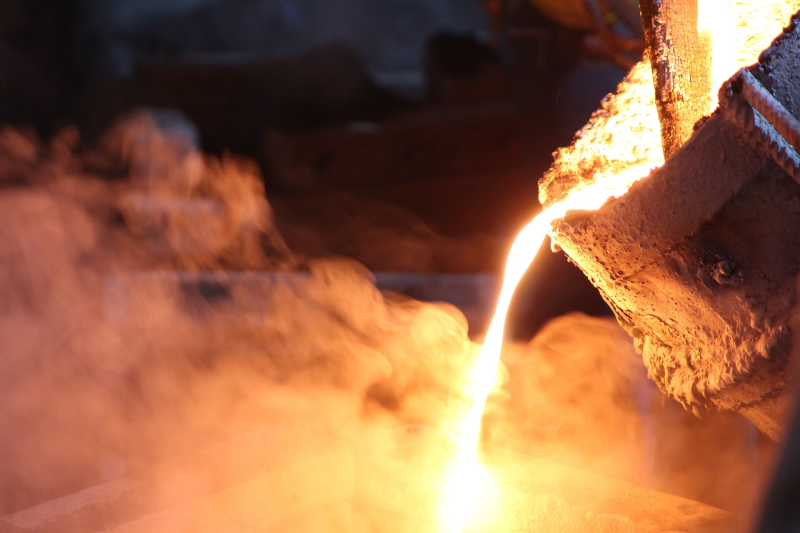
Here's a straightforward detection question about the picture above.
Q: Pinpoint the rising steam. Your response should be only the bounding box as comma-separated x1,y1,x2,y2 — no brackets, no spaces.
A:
0,107,770,532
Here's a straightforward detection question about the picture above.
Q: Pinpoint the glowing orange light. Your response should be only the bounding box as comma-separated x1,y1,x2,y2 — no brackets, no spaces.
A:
442,5,800,530
443,162,659,533
699,0,800,111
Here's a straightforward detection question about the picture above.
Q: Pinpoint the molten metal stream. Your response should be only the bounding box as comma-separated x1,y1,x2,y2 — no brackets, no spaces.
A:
444,163,659,533
443,3,800,528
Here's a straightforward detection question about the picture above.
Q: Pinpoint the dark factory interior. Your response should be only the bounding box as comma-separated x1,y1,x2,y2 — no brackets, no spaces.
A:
2,1,800,532
1,0,628,339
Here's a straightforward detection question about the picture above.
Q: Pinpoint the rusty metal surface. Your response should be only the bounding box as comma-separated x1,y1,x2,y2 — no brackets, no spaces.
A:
719,68,800,182
639,0,713,158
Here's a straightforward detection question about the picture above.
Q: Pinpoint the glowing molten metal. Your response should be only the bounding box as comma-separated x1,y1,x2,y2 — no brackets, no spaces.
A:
443,162,660,533
443,2,800,531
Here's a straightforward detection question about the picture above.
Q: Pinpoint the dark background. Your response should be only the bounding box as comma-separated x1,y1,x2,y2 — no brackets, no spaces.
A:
0,0,628,338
